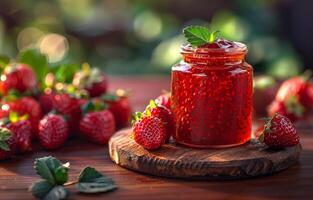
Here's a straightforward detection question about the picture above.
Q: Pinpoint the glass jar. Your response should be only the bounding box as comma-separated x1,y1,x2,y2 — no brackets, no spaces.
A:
171,40,253,148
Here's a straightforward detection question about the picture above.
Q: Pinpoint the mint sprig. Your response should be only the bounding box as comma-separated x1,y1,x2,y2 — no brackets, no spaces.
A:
183,26,220,47
30,156,117,200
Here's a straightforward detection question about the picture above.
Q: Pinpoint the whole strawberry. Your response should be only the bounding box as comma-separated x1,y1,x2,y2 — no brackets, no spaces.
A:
73,64,108,97
275,76,313,109
0,63,37,95
102,90,132,129
155,92,171,110
259,113,300,148
0,96,42,134
267,96,306,122
38,114,69,150
145,100,174,142
79,101,115,144
133,113,166,150
3,114,32,153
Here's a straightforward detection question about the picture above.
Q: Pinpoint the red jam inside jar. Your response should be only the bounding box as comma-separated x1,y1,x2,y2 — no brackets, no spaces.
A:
171,39,253,148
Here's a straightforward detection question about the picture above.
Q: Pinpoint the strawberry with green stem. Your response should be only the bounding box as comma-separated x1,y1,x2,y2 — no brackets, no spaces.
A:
132,111,167,150
73,63,108,97
258,113,300,148
79,100,115,144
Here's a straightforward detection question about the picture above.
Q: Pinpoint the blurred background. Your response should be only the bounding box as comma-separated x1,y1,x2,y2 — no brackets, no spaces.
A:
0,0,312,77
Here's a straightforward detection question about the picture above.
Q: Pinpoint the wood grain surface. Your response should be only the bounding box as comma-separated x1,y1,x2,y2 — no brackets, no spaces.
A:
109,129,301,180
0,76,313,200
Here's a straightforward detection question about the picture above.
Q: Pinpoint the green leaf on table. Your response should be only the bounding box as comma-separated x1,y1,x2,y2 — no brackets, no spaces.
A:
29,180,54,199
76,167,117,193
34,156,69,185
19,48,49,83
183,26,220,47
44,186,68,200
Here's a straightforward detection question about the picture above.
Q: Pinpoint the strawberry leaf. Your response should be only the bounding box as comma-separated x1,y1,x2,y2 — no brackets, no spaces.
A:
44,186,68,200
19,48,49,84
0,141,10,151
29,180,54,199
183,26,220,47
76,167,117,193
34,156,69,185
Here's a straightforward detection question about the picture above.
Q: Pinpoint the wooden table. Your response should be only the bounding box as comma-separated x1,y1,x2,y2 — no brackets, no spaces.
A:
1,76,313,200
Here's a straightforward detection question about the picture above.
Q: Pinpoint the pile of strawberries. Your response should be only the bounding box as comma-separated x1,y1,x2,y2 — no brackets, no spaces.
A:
0,63,132,161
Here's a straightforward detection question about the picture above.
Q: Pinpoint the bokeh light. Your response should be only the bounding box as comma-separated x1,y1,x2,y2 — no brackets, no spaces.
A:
133,11,162,41
17,27,45,51
39,34,69,63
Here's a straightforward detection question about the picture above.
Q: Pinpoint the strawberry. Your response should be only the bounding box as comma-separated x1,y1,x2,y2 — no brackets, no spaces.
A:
132,113,166,150
0,63,37,95
0,128,16,160
79,106,115,144
275,76,313,109
145,100,174,142
38,114,69,150
155,92,171,110
4,117,32,153
39,90,55,114
73,64,108,97
0,96,42,134
102,90,132,129
267,96,306,122
258,113,300,148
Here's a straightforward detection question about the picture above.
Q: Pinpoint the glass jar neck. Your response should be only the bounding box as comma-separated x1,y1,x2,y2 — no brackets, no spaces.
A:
180,43,247,66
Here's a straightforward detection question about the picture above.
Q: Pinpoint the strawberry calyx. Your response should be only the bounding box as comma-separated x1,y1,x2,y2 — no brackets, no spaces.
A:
0,127,12,151
258,115,275,143
73,63,104,88
0,112,29,126
101,89,131,102
81,99,107,115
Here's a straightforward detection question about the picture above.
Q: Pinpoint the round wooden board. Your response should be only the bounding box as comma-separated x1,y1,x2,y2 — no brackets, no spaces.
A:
109,128,302,180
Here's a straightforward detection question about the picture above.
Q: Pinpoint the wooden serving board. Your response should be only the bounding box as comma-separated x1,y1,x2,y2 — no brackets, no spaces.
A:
109,128,302,180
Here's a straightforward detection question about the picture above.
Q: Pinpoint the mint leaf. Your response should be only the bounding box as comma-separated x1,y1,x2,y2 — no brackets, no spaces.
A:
76,167,117,193
183,26,220,47
29,180,54,199
34,157,69,186
19,48,49,83
44,186,68,200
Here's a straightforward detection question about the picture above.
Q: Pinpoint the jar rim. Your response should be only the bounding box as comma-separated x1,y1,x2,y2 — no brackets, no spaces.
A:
180,42,247,55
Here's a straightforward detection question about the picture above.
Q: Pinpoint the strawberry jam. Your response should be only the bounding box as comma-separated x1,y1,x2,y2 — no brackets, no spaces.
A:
171,39,253,148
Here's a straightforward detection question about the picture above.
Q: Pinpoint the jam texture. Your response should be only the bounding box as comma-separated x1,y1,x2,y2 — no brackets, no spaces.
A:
171,39,253,148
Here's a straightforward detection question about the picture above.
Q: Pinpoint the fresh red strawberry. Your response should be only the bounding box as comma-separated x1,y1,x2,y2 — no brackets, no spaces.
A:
80,109,115,144
0,63,37,95
145,100,174,142
102,90,132,129
267,96,307,122
259,113,300,148
275,76,313,109
39,91,55,114
155,92,171,110
4,119,32,153
0,127,16,160
38,114,69,150
133,113,166,150
0,96,42,134
73,64,108,97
